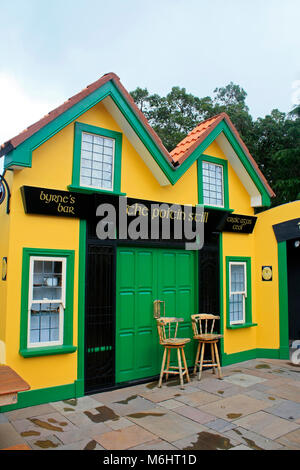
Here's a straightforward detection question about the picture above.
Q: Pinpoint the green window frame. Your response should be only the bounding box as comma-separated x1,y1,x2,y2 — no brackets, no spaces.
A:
19,248,77,357
225,256,257,329
69,122,124,195
197,155,230,210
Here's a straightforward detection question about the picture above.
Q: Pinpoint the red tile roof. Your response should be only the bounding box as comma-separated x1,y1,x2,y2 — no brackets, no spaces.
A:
0,74,274,198
170,112,275,197
170,114,222,163
0,72,173,165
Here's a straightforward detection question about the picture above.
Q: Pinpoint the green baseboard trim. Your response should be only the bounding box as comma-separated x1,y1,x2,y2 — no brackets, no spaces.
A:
221,348,284,366
74,378,85,398
279,347,290,360
0,381,82,413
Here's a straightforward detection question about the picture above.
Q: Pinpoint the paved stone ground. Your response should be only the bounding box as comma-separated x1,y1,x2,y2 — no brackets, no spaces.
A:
1,358,300,451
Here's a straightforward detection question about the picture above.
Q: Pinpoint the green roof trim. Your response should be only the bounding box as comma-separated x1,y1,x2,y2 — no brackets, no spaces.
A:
3,77,271,207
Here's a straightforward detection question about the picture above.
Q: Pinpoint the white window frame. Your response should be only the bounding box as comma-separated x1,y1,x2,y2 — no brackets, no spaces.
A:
27,256,66,348
229,261,247,325
202,161,224,208
80,131,115,192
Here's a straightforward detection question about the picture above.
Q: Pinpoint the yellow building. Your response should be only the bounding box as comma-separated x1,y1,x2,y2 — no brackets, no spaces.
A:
0,73,298,410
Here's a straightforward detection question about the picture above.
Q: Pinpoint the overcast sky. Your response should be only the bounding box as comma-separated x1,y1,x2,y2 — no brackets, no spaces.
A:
0,0,299,148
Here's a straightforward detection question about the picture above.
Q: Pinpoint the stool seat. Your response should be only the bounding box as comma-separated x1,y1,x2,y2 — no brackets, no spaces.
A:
191,314,223,380
156,317,190,389
194,334,222,342
161,338,191,346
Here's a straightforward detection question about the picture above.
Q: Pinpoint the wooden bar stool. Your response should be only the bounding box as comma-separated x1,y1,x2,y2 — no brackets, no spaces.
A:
156,317,191,389
191,314,223,380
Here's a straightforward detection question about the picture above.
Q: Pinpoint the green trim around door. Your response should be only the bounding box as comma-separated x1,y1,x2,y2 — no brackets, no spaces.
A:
75,220,87,397
278,241,290,359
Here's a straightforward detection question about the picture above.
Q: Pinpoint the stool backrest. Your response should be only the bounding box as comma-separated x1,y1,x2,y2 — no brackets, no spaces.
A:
156,317,182,344
191,314,220,336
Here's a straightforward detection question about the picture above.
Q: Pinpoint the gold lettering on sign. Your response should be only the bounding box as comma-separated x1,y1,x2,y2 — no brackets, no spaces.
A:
227,215,252,231
39,190,76,215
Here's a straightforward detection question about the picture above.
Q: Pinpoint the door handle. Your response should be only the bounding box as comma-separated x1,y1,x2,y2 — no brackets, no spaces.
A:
153,300,165,319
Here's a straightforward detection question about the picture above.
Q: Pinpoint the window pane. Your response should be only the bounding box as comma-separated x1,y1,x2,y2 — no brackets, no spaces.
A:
32,259,63,301
29,302,60,344
202,161,224,207
231,264,245,292
229,294,244,323
80,132,114,190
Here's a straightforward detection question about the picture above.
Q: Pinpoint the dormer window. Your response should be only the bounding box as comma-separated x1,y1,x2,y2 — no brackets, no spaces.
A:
197,155,229,209
70,122,123,195
202,161,224,207
80,132,115,191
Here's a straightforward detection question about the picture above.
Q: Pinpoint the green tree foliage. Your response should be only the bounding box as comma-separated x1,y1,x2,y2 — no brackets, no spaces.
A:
130,83,300,206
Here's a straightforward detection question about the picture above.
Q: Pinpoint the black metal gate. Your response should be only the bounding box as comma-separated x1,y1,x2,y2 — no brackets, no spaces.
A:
287,238,300,342
84,244,116,394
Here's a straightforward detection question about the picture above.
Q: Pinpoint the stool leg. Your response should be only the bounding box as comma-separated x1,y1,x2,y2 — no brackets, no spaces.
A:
181,347,190,383
158,347,167,388
214,342,222,379
166,349,171,382
198,342,205,380
194,341,201,375
177,347,184,389
211,343,216,375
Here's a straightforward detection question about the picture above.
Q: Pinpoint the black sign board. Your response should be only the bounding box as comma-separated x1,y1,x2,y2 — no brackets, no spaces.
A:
222,213,257,233
273,218,300,243
21,186,90,219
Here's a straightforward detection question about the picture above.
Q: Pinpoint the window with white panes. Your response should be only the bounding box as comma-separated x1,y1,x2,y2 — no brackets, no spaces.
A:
80,132,115,190
229,262,247,325
202,161,224,207
28,257,66,347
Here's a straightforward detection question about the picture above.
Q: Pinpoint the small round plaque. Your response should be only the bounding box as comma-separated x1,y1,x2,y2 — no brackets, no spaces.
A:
262,266,272,281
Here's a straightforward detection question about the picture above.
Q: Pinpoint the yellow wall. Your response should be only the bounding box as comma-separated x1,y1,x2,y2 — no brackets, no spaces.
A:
254,201,300,350
0,170,13,364
2,98,265,391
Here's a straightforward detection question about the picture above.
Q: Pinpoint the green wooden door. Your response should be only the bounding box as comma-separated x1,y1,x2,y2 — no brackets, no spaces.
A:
116,247,197,383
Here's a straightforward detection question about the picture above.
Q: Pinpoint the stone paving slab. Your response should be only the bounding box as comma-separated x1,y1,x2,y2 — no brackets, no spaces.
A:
93,424,157,450
4,403,57,422
0,422,27,449
265,399,300,421
126,409,204,442
53,439,105,450
222,373,267,388
130,439,178,450
24,434,64,450
223,426,284,450
205,418,237,433
265,384,300,403
276,428,300,449
172,428,240,450
157,399,183,410
51,396,102,414
10,411,77,439
175,390,221,407
173,404,215,424
198,394,273,421
108,396,157,417
243,388,285,405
